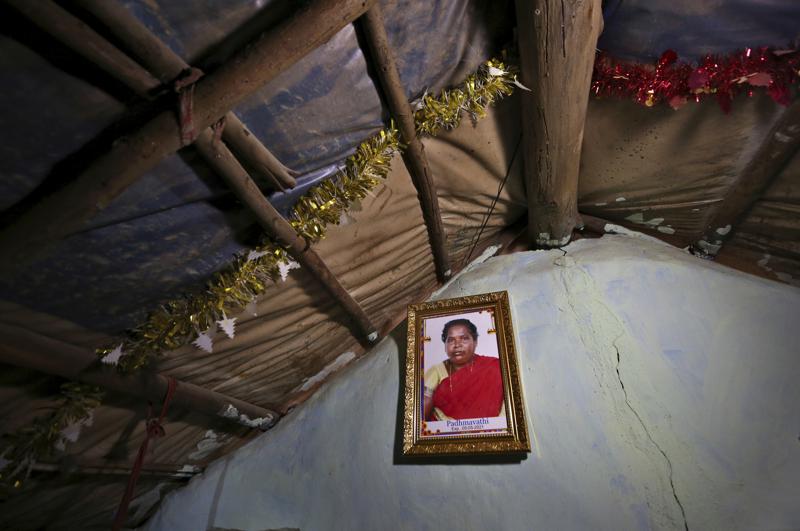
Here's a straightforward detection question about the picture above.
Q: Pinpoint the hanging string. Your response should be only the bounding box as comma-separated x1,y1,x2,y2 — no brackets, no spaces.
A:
174,67,205,146
211,115,227,145
112,377,177,531
464,132,522,265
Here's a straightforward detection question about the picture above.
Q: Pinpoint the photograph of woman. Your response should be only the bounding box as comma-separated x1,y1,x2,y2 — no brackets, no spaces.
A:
404,291,529,454
421,311,508,435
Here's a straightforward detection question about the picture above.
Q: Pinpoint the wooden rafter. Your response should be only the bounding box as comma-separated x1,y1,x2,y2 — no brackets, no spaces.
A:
515,0,602,248
0,321,280,429
71,0,298,191
0,0,375,270
694,98,800,256
358,4,452,283
199,130,379,342
4,0,161,96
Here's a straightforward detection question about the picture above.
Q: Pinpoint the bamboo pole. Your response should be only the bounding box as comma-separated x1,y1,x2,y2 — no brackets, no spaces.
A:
221,118,297,191
0,0,374,269
71,0,297,190
4,0,160,96
693,98,800,256
358,5,452,282
0,321,280,429
31,461,202,479
197,129,378,342
515,0,602,248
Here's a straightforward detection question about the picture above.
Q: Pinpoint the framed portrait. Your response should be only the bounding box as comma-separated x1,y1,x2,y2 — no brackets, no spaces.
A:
402,291,530,456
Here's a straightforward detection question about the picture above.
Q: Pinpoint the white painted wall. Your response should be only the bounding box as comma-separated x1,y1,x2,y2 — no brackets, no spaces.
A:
145,234,800,531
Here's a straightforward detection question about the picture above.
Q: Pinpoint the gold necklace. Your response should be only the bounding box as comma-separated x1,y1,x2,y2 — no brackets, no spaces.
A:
445,357,475,392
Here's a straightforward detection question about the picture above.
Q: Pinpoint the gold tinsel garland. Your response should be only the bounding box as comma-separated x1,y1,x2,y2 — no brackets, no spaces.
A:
291,126,400,243
414,59,517,136
0,58,520,486
0,383,103,490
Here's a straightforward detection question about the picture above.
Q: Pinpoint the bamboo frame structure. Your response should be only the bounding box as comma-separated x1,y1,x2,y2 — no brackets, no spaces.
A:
72,0,298,191
4,0,161,95
201,133,378,341
3,0,377,342
358,5,452,282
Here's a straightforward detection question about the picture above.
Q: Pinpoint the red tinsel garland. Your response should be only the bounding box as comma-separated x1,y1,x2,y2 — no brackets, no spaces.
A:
591,47,800,113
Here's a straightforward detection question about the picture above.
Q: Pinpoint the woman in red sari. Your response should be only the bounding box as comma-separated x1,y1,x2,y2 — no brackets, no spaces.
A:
423,319,504,421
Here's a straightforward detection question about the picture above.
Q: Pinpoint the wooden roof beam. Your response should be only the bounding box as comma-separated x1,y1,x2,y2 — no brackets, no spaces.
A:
0,321,280,429
70,0,297,191
198,129,379,343
0,0,375,270
7,0,294,193
515,0,603,248
693,98,800,257
4,0,161,96
358,5,452,283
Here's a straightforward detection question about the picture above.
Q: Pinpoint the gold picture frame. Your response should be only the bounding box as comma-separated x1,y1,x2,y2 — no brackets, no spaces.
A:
403,291,530,456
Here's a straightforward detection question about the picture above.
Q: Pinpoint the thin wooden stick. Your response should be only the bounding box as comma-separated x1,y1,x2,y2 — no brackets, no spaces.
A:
30,461,202,478
578,212,692,249
221,118,297,191
358,5,452,282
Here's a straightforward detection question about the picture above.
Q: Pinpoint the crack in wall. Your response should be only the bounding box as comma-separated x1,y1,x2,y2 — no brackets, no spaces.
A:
555,250,690,530
613,342,690,531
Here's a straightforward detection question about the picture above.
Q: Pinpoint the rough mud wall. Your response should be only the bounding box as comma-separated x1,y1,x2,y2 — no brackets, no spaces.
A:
145,234,800,531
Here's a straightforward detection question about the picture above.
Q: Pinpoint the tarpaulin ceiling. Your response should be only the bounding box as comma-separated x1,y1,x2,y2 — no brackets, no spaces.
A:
591,0,800,286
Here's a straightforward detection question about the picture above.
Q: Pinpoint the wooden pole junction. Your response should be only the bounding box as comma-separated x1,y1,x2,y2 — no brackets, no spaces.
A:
72,0,298,191
201,132,379,343
0,0,375,269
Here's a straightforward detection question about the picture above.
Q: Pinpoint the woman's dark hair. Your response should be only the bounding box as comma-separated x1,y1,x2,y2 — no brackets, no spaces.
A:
441,318,478,342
